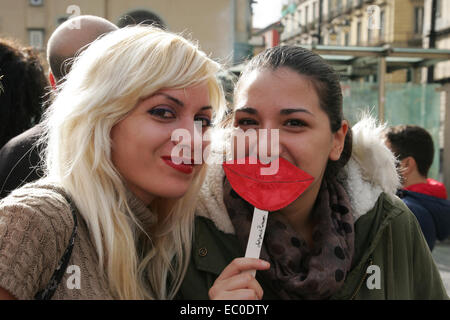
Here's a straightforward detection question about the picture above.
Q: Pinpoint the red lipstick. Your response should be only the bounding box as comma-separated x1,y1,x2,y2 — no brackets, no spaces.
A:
161,156,194,174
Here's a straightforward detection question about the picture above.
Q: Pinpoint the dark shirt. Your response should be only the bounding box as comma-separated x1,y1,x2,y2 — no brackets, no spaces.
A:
0,124,44,199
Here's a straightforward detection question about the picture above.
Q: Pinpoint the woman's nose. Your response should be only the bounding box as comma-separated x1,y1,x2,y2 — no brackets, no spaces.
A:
170,119,204,163
257,127,280,162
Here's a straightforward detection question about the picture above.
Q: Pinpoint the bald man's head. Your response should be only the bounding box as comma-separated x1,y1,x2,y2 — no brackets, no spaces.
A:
47,15,118,82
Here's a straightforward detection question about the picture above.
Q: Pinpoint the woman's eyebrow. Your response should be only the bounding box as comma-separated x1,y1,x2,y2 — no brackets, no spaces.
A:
235,107,314,116
280,108,314,116
140,92,185,107
147,93,211,110
234,107,257,115
157,93,184,107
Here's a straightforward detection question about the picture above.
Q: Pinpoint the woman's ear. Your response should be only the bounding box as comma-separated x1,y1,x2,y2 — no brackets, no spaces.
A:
329,120,349,161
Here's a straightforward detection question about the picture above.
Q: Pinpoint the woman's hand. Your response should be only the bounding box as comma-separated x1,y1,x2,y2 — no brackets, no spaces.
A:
208,257,270,300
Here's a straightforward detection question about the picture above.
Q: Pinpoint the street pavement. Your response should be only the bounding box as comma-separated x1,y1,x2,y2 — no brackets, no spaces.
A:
432,240,450,296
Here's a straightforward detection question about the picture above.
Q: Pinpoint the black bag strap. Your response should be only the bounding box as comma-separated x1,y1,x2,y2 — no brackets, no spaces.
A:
34,192,78,300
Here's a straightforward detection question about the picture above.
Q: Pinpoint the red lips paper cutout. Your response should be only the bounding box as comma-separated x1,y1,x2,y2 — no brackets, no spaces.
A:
222,157,314,211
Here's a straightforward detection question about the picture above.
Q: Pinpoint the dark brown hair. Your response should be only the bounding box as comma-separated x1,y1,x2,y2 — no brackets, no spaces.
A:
385,125,434,177
0,38,49,148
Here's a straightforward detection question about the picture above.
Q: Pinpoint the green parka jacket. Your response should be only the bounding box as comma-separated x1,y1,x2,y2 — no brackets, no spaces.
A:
177,118,449,300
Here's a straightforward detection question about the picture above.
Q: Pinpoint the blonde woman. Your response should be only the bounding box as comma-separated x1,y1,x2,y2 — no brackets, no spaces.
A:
0,26,226,300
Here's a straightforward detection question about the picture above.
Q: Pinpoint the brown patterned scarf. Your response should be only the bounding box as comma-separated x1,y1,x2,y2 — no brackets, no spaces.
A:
223,176,355,300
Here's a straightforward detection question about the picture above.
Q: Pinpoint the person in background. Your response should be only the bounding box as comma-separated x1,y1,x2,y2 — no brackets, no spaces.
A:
0,15,118,199
0,38,48,149
46,15,118,88
0,25,226,300
385,125,450,251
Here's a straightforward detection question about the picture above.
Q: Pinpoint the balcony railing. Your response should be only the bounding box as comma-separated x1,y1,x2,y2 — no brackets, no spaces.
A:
327,9,342,22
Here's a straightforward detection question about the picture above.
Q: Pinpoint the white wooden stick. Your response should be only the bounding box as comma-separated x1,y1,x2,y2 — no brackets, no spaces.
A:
244,207,268,277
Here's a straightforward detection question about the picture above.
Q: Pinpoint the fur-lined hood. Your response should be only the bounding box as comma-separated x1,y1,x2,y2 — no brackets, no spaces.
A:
196,117,401,234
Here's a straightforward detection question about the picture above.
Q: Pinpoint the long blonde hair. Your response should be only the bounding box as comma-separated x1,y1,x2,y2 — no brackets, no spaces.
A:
40,26,226,299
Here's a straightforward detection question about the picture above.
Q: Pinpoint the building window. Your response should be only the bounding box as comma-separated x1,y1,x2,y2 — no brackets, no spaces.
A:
414,6,423,34
347,0,353,10
379,10,385,40
406,69,412,82
437,0,442,18
313,2,317,19
345,32,350,46
328,0,333,18
305,5,309,24
357,21,361,45
337,0,342,13
28,29,44,50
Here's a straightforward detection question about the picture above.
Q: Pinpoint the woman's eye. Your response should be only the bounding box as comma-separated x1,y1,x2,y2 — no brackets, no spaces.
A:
148,107,175,119
195,116,212,127
284,119,306,127
237,118,258,126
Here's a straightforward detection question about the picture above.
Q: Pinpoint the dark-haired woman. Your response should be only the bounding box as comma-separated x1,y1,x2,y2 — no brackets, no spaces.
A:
177,45,448,300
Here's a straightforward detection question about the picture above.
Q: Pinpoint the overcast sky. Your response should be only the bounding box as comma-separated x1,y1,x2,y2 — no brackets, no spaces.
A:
252,0,287,29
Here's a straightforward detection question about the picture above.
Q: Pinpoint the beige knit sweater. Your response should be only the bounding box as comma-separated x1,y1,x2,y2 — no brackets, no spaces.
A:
0,179,157,300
